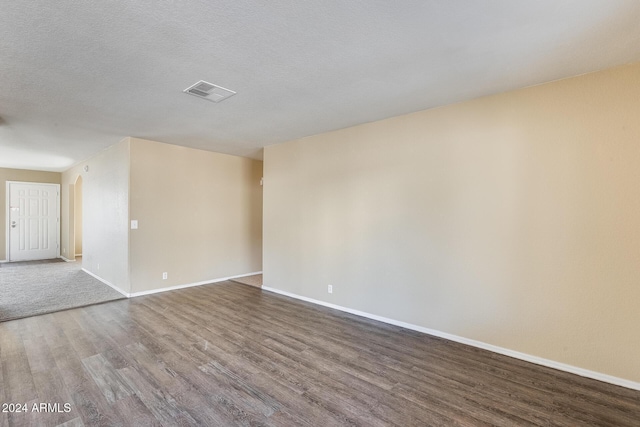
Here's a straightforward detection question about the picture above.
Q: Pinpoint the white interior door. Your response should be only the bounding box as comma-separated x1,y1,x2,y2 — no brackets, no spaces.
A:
8,182,60,261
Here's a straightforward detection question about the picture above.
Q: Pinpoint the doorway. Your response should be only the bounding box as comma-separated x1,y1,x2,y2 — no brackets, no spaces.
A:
6,181,60,261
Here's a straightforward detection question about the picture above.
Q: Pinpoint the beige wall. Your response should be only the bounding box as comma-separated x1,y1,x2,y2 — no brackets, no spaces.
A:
61,138,131,293
263,62,640,383
0,168,61,260
129,138,263,294
74,176,83,255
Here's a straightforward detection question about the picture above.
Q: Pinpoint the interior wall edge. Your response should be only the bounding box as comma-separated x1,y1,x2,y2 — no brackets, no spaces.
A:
82,268,130,298
128,270,263,298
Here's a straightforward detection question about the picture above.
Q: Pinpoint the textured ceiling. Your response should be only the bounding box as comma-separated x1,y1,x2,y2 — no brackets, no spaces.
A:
1,1,640,171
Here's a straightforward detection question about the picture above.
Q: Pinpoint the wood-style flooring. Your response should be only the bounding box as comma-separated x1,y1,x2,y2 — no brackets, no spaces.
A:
1,282,638,426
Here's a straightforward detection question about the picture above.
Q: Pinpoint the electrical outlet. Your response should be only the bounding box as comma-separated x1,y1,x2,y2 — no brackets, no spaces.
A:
328,285,333,294
162,272,168,280
97,263,100,270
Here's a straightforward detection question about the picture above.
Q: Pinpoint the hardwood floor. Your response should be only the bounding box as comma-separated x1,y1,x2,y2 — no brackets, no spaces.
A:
1,282,638,426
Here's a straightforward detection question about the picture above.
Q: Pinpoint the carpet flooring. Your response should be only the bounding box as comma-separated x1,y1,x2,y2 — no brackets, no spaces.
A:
0,257,65,268
0,259,125,322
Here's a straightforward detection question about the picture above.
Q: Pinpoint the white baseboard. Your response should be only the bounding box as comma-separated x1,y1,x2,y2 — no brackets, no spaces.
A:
81,268,130,298
129,271,263,298
80,269,263,299
0,259,7,263
75,253,82,257
60,256,76,262
261,286,640,392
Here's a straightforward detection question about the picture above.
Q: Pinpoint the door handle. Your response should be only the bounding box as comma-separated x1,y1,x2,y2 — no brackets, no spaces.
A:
11,221,17,228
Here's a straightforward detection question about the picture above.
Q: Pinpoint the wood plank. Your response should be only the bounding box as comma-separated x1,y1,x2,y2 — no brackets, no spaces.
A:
23,337,79,427
81,354,133,405
5,398,40,427
121,342,235,426
37,315,121,427
110,395,160,427
55,417,85,427
117,367,200,427
0,323,37,402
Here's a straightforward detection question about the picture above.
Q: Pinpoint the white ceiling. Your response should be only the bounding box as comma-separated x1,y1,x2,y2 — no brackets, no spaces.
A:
1,1,640,172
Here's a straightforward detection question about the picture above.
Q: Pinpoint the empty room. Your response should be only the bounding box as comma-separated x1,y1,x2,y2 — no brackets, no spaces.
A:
1,1,640,426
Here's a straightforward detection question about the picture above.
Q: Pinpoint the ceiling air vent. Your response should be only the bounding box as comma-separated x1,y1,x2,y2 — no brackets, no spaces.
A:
183,80,236,103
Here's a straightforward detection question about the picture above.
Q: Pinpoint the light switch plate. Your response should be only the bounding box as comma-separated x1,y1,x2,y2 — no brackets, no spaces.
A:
131,220,138,229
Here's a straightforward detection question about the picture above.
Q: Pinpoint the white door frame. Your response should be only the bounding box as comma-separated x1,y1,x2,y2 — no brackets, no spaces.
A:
5,181,61,262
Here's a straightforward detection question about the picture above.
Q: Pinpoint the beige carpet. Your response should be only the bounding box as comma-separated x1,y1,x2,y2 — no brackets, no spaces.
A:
0,257,65,268
0,259,125,322
230,274,263,288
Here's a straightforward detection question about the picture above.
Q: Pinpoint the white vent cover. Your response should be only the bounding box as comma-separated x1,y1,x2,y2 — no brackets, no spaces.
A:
183,80,236,103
